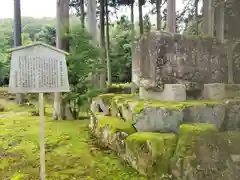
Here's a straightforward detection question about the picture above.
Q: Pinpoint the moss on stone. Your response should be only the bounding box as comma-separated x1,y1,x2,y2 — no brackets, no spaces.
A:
94,93,226,118
125,132,177,176
96,93,115,105
170,123,228,179
107,83,132,94
217,131,240,154
133,100,224,115
179,123,217,136
97,115,136,135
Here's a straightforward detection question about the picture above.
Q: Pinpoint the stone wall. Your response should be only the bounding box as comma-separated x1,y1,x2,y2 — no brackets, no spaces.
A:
90,93,240,179
132,31,235,92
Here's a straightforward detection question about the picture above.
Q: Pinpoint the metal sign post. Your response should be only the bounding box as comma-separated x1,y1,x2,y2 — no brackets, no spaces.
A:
8,41,70,180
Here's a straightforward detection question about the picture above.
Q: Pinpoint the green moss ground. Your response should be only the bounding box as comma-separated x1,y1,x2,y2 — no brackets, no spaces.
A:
0,99,145,180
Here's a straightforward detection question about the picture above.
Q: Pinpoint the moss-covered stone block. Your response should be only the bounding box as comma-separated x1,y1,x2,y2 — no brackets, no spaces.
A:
107,83,132,94
171,123,240,180
93,115,136,154
125,132,177,177
92,93,240,132
221,100,240,131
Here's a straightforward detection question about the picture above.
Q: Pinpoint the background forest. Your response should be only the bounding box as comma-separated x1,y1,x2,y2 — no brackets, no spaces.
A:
0,0,240,118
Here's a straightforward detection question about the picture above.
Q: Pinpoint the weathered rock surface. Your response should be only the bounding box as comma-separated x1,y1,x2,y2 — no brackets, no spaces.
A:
133,107,183,133
132,31,232,91
125,132,177,176
171,124,240,180
183,104,226,130
90,114,136,155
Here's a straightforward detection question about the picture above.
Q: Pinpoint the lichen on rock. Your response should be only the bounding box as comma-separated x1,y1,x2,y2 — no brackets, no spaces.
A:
125,132,177,177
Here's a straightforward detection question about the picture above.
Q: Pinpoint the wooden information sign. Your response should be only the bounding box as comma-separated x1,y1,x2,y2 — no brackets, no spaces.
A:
8,42,70,180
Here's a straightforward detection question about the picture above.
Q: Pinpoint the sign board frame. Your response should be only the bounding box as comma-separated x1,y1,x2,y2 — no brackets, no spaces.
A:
8,41,70,180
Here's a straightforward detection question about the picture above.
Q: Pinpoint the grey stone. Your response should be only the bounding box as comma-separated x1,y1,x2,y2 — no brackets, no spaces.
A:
222,101,240,131
132,31,232,92
133,107,183,132
203,83,225,100
139,84,186,101
91,99,109,115
183,104,226,130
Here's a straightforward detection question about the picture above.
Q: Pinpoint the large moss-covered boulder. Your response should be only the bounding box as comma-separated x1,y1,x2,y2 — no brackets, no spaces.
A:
171,123,240,180
92,114,136,154
125,132,177,177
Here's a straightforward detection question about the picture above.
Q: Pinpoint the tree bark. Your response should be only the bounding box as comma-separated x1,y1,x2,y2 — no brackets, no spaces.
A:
203,0,214,36
194,0,199,34
105,0,111,86
86,0,99,87
156,0,162,30
99,0,106,88
130,1,136,93
80,0,85,29
167,0,176,33
53,0,70,120
215,0,224,42
138,0,144,35
14,0,24,104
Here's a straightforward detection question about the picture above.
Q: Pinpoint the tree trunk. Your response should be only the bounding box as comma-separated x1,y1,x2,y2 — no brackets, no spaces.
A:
194,0,199,34
203,0,214,36
156,0,162,30
14,0,24,104
105,0,111,86
215,0,224,42
138,0,144,35
167,0,176,33
99,0,106,88
86,0,98,87
80,0,85,28
130,1,137,93
53,0,71,120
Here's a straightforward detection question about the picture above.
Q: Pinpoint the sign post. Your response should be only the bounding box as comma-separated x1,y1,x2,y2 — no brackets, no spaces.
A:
8,41,70,180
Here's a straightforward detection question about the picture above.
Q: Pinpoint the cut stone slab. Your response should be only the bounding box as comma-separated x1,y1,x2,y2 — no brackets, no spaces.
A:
134,107,183,133
139,84,186,101
203,83,225,100
183,103,226,130
125,132,177,176
171,124,240,180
